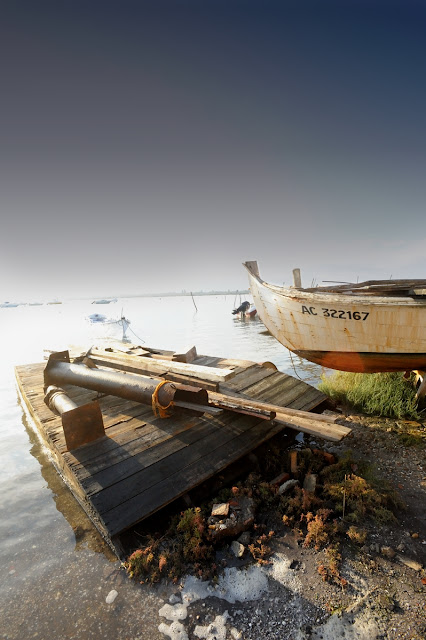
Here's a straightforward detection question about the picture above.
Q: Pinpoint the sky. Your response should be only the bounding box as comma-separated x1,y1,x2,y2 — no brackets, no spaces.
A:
1,0,426,300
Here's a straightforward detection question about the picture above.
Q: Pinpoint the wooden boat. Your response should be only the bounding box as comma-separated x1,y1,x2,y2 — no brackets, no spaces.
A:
86,312,131,340
232,301,257,318
244,261,426,373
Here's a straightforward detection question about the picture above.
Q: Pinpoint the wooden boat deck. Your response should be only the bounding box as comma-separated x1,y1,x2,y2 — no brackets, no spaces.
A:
15,348,333,554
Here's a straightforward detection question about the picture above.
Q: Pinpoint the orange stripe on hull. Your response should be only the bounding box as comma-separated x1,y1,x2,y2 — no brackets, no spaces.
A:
294,350,426,373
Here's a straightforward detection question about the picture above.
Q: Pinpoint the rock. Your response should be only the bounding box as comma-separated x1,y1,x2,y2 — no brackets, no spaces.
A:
105,589,118,604
230,541,245,558
396,555,423,571
211,503,230,517
380,546,396,559
277,479,299,495
169,593,181,604
303,474,317,493
237,532,251,546
208,496,255,541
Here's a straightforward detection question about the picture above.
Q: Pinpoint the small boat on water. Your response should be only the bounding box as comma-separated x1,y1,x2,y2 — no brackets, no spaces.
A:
92,298,117,304
232,301,257,318
86,313,131,340
244,260,426,373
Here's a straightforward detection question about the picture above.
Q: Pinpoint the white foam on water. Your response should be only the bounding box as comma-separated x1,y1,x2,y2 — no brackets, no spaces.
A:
158,620,189,640
194,612,230,640
158,565,269,640
158,603,188,622
265,553,302,594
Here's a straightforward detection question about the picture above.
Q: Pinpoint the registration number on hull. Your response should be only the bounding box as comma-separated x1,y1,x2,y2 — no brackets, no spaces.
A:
301,306,369,320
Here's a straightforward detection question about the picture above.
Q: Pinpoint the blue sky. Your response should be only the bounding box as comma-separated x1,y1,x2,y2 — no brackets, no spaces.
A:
1,0,426,299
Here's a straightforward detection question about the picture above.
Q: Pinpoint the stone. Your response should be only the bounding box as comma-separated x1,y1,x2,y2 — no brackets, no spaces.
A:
208,496,255,541
277,479,299,495
211,503,229,517
396,555,423,571
237,531,251,546
380,546,396,559
303,474,317,493
105,589,118,604
230,541,245,558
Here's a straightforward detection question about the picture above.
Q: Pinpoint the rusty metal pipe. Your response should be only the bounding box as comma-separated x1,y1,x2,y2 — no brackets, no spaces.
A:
44,385,78,415
44,355,208,415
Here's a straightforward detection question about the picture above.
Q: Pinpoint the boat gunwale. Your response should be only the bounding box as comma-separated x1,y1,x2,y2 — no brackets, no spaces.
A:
244,264,426,307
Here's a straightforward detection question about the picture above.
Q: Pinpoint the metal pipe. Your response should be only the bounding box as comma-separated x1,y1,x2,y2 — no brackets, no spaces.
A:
44,385,78,415
44,354,209,415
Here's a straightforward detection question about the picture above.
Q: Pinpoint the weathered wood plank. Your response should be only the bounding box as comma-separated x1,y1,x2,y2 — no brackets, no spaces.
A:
88,347,236,382
71,417,201,481
222,366,276,393
90,413,253,511
101,416,286,536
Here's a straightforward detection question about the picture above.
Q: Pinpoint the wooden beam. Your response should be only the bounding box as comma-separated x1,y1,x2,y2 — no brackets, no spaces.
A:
208,391,350,441
88,347,236,382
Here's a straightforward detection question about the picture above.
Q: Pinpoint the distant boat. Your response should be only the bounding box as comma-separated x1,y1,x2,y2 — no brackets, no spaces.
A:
86,313,130,340
244,260,426,373
231,301,257,318
92,298,117,304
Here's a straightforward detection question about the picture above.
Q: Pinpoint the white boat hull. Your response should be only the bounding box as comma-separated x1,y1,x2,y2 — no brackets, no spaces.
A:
244,262,426,373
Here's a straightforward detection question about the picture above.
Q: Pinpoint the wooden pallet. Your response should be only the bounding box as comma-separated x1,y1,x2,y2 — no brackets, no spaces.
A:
15,348,339,555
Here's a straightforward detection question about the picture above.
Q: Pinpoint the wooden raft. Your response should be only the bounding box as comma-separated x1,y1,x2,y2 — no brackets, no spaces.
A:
15,348,343,551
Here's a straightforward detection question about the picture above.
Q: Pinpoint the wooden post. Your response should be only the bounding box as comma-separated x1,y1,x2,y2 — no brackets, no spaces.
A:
292,268,302,288
290,451,298,473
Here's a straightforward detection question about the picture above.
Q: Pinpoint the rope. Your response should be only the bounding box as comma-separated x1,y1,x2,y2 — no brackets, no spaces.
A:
127,325,146,344
152,380,174,418
288,349,303,381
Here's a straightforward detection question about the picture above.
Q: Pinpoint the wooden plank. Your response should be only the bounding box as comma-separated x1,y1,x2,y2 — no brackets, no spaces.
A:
62,410,157,464
208,392,338,424
172,346,198,363
245,372,300,398
90,412,251,511
101,416,286,536
72,417,201,481
287,385,328,411
84,420,218,497
222,366,276,393
88,347,236,382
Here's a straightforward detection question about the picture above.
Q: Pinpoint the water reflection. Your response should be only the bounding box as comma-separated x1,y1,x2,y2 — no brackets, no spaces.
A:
19,401,115,560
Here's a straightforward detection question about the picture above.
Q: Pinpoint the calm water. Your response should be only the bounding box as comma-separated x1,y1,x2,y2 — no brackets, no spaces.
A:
0,295,322,639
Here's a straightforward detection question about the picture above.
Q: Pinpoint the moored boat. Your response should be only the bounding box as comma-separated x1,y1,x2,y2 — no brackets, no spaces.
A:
231,301,257,318
86,312,131,340
244,260,426,373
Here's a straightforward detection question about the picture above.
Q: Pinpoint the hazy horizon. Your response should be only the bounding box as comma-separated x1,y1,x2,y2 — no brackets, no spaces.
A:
2,0,426,301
